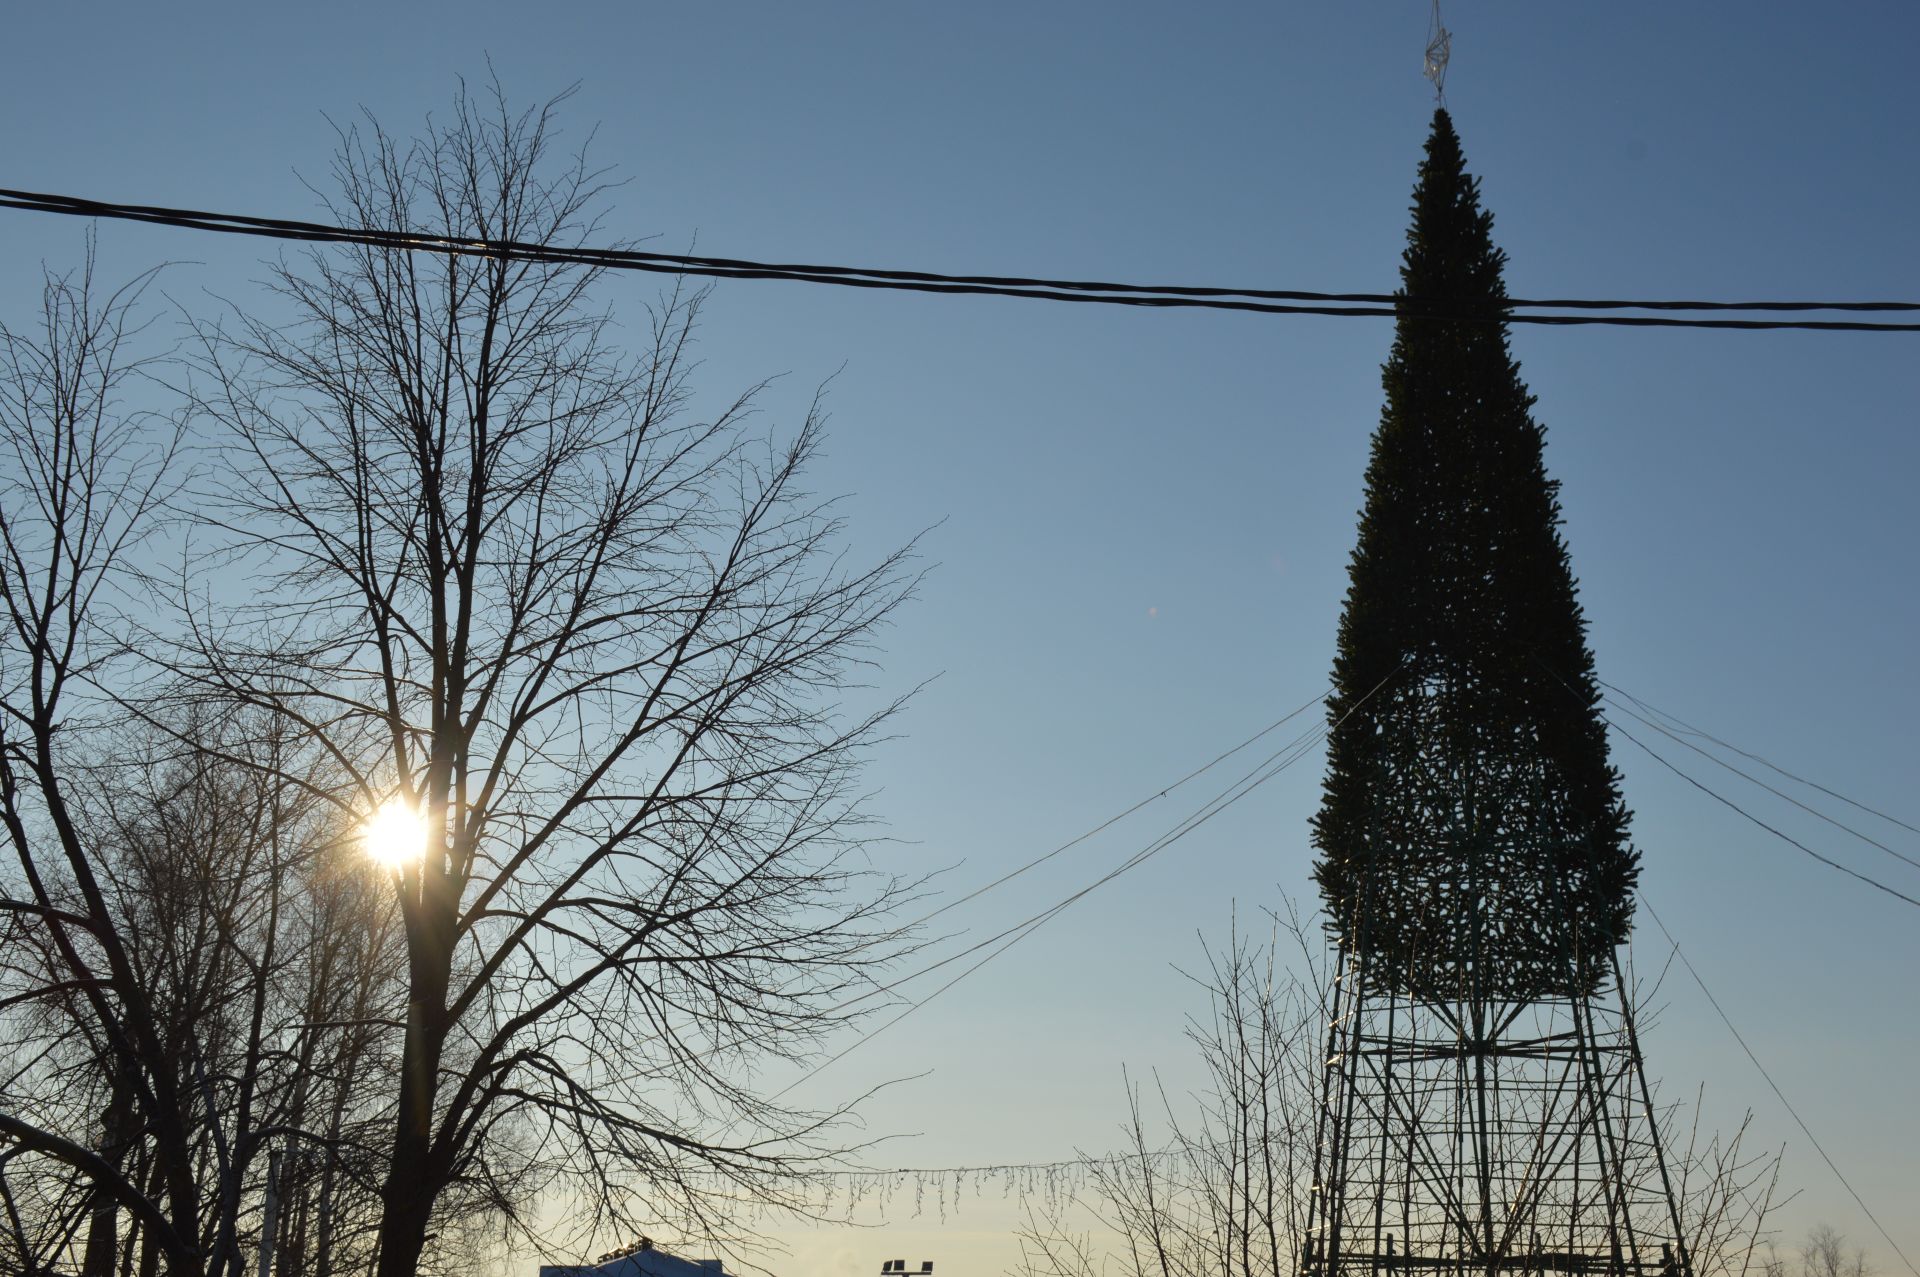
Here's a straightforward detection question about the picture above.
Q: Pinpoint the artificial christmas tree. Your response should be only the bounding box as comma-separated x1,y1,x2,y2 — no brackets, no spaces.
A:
1302,110,1689,1277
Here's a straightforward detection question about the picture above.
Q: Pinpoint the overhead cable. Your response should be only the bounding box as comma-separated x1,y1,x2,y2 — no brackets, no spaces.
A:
1531,659,1920,910
775,662,1404,1098
1640,898,1920,1277
4,186,1919,331
772,714,1332,1098
1601,679,1920,838
1601,713,1920,910
1603,694,1920,875
911,688,1328,930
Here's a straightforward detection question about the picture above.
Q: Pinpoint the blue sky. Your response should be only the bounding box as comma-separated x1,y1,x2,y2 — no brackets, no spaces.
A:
4,4,1916,1275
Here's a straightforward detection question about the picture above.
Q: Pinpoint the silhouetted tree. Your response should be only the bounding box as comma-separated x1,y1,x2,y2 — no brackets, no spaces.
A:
3,690,409,1277
0,251,205,1275
1311,108,1637,1004
1013,909,1324,1277
0,268,406,1276
1800,1225,1872,1277
181,83,917,1277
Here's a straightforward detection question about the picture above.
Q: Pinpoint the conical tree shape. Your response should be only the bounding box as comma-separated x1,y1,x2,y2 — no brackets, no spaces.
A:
1312,109,1636,1003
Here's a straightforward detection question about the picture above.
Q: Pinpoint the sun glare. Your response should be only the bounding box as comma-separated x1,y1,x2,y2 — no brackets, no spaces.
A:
364,797,428,868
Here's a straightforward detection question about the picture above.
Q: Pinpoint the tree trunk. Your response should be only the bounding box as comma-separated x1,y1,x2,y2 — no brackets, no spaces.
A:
81,1061,138,1277
374,1017,445,1277
374,895,454,1277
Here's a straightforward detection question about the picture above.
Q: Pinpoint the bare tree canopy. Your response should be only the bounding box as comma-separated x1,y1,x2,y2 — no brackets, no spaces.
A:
2,83,919,1277
0,248,214,1275
175,83,919,1277
1798,1225,1874,1277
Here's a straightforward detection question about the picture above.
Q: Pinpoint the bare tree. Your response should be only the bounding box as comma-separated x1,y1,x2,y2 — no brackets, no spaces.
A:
1665,1094,1787,1277
1016,910,1322,1277
3,663,411,1277
0,249,202,1274
180,82,917,1276
76,710,411,1277
1800,1225,1872,1277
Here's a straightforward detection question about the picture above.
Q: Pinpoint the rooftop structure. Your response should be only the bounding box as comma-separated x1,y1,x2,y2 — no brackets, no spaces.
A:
540,1237,726,1277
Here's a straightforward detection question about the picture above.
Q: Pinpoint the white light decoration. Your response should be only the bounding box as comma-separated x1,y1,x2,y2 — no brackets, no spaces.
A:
1424,0,1451,100
363,797,428,868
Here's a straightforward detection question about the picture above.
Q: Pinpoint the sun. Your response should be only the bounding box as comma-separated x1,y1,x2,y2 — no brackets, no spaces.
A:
363,797,428,868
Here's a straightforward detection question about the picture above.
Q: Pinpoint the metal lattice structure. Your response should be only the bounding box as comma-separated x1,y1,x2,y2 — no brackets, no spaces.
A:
1304,940,1692,1277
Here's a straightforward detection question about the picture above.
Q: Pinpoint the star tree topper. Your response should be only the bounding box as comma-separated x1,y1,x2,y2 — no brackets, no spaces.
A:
1424,0,1452,102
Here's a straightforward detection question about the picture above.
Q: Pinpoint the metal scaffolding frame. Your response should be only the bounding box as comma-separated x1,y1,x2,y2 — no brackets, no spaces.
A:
1303,938,1690,1277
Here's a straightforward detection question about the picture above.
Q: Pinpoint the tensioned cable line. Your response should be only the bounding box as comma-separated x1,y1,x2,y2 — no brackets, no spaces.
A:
773,663,1405,1099
1602,695,1920,874
1531,660,1920,911
1599,712,1920,910
786,689,1324,1033
828,711,1333,1021
771,717,1331,1099
1601,679,1920,839
909,689,1328,930
1639,898,1920,1277
4,186,1919,331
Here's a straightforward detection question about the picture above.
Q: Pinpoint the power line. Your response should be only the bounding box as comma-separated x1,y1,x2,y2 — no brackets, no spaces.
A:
4,186,1919,331
1529,660,1920,911
775,715,1332,1098
777,663,1404,1098
1639,898,1920,1277
1602,694,1920,875
1601,679,1920,839
1600,712,1920,910
911,689,1328,930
